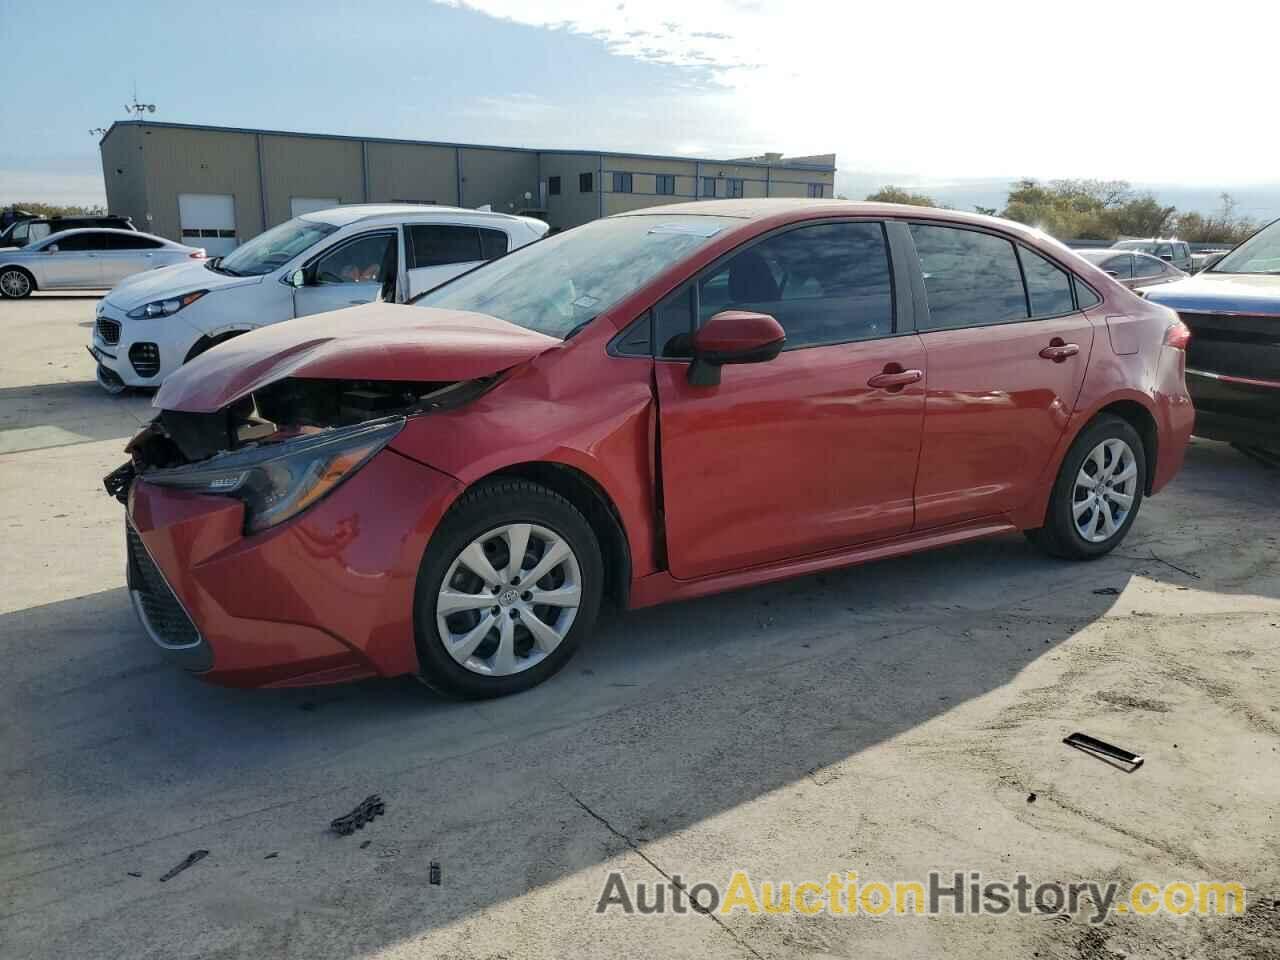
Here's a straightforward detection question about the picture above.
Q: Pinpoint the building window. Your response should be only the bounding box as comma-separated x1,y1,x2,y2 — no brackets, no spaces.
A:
612,172,633,193
702,177,717,198
727,178,744,199
579,172,593,193
656,174,675,195
548,176,561,196
807,183,824,198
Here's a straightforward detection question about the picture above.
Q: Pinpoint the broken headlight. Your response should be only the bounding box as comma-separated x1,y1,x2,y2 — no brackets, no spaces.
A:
143,418,404,533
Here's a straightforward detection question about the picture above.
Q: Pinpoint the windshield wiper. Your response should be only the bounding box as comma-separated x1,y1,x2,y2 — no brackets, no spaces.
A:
562,317,597,341
204,258,241,277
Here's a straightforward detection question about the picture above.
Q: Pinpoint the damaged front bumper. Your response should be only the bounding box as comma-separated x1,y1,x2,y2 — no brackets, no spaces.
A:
105,376,478,687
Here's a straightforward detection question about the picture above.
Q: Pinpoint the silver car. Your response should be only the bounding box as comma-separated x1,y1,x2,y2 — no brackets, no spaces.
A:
0,229,205,298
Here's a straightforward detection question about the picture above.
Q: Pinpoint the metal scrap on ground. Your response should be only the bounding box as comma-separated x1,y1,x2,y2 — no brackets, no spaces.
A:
330,795,385,836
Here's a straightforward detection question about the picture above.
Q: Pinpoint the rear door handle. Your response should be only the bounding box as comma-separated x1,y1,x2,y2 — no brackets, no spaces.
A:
867,368,923,389
1039,340,1080,362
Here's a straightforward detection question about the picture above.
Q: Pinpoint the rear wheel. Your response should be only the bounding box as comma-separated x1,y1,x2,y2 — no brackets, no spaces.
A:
0,268,34,298
414,479,603,698
1026,414,1146,560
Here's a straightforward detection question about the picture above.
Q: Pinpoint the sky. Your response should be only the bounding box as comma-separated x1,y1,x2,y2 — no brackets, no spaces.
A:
3,0,1278,215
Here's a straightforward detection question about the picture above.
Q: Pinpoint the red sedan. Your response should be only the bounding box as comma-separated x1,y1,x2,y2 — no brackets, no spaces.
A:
109,200,1194,697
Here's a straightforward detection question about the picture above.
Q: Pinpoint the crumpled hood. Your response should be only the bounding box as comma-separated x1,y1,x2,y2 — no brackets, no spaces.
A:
155,302,562,412
105,259,262,309
1144,272,1280,317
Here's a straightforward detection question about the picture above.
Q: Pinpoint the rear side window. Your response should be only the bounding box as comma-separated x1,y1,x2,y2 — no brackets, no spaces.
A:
1134,255,1163,279
1018,246,1075,317
107,233,162,250
1104,254,1133,279
910,224,1027,330
1074,278,1101,309
479,228,509,260
409,225,482,267
691,221,894,350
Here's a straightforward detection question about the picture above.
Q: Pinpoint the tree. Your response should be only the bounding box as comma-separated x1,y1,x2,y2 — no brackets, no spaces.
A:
1001,178,1175,241
865,186,937,207
3,201,107,218
973,205,998,216
1172,193,1256,245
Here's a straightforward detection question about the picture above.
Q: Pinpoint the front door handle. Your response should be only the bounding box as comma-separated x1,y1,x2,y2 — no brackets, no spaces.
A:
1039,338,1080,363
867,367,924,390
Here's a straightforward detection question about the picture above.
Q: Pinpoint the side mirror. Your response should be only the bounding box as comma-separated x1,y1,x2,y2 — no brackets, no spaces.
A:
288,268,305,288
688,310,786,387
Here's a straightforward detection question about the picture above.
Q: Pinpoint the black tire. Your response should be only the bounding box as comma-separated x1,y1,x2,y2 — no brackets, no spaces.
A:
184,331,243,364
413,478,603,699
1026,414,1147,560
0,267,35,299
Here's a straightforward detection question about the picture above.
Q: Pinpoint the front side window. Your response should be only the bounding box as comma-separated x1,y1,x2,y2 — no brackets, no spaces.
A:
612,172,633,193
416,214,737,339
688,221,894,350
727,178,744,199
55,232,111,252
656,174,675,196
1133,254,1164,279
1212,218,1280,275
312,233,395,284
408,224,481,267
910,224,1027,331
219,217,338,276
1018,246,1075,317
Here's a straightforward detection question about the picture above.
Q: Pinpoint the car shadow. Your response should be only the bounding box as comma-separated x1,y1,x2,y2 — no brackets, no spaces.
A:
1,440,1275,957
0,379,153,453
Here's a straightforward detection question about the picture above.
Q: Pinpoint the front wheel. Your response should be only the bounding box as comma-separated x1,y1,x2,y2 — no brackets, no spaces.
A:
0,268,34,298
1026,414,1146,560
414,479,603,698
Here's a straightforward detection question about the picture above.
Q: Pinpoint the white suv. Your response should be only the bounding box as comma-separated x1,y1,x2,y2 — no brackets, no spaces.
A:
90,204,548,392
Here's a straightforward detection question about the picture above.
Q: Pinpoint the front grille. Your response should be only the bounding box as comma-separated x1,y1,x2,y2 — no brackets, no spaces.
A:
129,342,160,378
127,523,201,648
96,316,120,345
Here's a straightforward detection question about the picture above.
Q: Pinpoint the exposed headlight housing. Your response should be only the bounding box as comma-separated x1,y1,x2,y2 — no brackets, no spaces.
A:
142,418,403,533
127,290,207,319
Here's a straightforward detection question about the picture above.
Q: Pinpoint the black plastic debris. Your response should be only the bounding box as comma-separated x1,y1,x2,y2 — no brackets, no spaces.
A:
331,795,385,836
1092,587,1121,596
1026,792,1037,803
1063,732,1144,772
159,849,208,882
429,861,442,886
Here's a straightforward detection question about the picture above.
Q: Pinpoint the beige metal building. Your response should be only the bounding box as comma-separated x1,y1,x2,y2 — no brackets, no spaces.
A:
99,121,835,252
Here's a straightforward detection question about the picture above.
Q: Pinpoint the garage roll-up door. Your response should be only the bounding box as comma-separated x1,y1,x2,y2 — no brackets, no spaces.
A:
178,194,237,256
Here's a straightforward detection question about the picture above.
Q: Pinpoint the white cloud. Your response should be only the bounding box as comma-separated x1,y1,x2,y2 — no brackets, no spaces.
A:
443,0,1280,185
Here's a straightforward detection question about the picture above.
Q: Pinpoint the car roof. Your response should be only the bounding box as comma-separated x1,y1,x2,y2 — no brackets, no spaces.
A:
299,203,535,227
615,197,1030,230
38,227,180,245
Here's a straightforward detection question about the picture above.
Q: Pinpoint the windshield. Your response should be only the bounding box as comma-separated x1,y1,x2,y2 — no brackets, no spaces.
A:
414,214,738,337
1210,218,1280,275
217,216,338,277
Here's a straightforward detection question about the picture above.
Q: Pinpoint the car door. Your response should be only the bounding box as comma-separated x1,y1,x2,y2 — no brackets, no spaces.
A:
653,219,926,580
404,224,509,298
38,232,107,287
98,232,161,284
291,230,399,318
907,223,1095,529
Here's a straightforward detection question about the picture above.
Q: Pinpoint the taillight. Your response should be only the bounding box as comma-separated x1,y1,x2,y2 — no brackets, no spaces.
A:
189,249,207,259
1164,320,1191,350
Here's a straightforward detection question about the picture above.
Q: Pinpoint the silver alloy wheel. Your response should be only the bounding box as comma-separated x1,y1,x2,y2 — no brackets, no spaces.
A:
1,270,31,297
1072,438,1138,543
435,522,582,677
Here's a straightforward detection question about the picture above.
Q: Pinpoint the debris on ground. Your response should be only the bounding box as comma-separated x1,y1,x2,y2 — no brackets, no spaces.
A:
1063,732,1144,772
360,840,371,849
127,871,142,878
263,852,278,859
1026,792,1037,803
330,795,385,836
1093,587,1121,596
158,850,209,882
430,861,442,886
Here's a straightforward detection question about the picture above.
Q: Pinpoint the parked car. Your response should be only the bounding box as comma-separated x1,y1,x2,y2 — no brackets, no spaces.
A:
1143,217,1280,451
1190,249,1229,274
0,214,136,249
108,200,1193,697
0,228,204,299
89,204,549,393
1077,248,1187,291
1111,238,1193,273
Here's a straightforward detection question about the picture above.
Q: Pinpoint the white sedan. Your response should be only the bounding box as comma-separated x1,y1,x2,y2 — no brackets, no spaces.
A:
90,204,548,393
0,229,205,298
